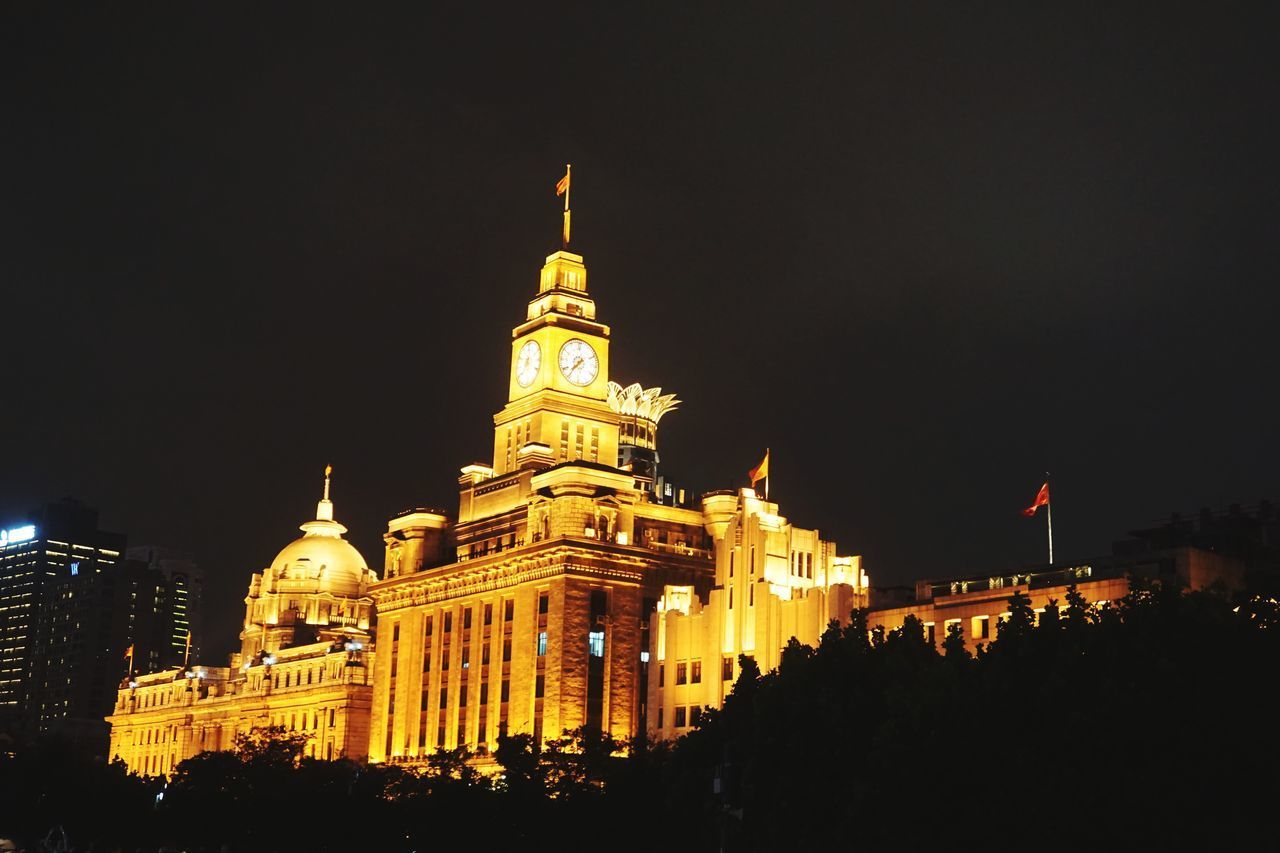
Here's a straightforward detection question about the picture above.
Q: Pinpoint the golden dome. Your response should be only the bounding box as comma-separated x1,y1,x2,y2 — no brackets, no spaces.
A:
269,534,372,597
266,466,376,597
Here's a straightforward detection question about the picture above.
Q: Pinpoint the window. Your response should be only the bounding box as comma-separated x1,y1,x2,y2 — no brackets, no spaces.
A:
676,662,687,685
658,706,664,728
691,660,701,684
722,656,733,681
503,638,512,662
535,674,545,698
464,609,472,629
659,663,665,686
749,585,754,606
588,630,604,658
501,680,510,702
690,705,702,726
482,645,490,665
538,593,549,615
392,624,400,642
439,688,448,709
462,646,470,668
444,612,453,633
924,622,936,645
537,631,548,656
674,706,687,728
972,615,990,640
484,604,492,626
480,684,488,705
425,615,433,636
729,588,733,609
504,600,514,622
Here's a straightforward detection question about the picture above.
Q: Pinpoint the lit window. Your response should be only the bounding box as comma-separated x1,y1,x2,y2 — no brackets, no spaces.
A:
971,615,990,640
537,631,547,656
588,630,604,658
722,656,733,681
676,662,687,685
691,660,701,683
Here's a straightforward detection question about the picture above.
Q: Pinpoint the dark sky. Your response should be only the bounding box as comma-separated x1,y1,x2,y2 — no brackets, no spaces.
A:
3,3,1277,656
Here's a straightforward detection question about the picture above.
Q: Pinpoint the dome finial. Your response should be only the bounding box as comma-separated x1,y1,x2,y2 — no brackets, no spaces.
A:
316,464,335,522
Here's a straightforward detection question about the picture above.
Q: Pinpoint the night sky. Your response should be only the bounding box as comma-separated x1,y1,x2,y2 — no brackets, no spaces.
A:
4,4,1277,656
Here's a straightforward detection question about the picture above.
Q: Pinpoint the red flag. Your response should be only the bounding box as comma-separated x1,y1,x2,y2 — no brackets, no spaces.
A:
1022,482,1050,517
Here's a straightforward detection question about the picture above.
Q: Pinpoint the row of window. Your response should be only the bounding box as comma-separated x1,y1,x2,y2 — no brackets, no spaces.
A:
661,655,739,687
916,602,1115,643
658,704,704,729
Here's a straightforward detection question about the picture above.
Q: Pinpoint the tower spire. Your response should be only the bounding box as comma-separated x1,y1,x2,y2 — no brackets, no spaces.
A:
317,464,334,521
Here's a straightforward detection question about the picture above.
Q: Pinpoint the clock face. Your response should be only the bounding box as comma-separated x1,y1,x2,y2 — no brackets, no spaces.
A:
515,340,541,387
558,338,600,387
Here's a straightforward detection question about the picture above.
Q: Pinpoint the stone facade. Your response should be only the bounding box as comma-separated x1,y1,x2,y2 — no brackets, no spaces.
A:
649,489,869,739
105,473,377,775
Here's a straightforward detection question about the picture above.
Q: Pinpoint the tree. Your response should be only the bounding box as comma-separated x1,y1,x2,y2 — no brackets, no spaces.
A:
233,724,311,768
494,731,543,797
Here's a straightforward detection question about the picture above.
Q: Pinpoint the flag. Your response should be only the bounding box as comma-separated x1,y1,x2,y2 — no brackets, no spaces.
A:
1022,482,1050,517
556,170,571,196
124,644,133,660
748,450,770,486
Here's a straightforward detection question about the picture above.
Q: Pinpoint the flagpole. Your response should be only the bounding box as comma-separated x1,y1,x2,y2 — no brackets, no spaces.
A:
1045,472,1054,565
764,447,770,501
562,163,572,248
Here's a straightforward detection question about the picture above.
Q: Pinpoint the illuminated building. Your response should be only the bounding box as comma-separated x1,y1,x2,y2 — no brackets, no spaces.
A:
867,544,1247,648
105,471,376,775
648,488,869,739
0,499,125,741
368,245,869,761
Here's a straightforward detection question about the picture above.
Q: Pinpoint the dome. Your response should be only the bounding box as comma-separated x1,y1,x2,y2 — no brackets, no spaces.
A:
269,533,372,597
265,466,376,597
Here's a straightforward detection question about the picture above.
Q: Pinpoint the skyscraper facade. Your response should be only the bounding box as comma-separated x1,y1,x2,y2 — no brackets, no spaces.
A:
0,499,125,739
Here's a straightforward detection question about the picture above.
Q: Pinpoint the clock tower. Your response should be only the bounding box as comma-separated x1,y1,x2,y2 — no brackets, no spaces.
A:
492,250,620,474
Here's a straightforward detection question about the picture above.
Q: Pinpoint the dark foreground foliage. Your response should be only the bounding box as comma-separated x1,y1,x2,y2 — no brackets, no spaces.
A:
1,580,1277,851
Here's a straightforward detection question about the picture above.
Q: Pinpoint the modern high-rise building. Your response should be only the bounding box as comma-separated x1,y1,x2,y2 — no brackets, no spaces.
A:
125,546,204,672
0,500,126,739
